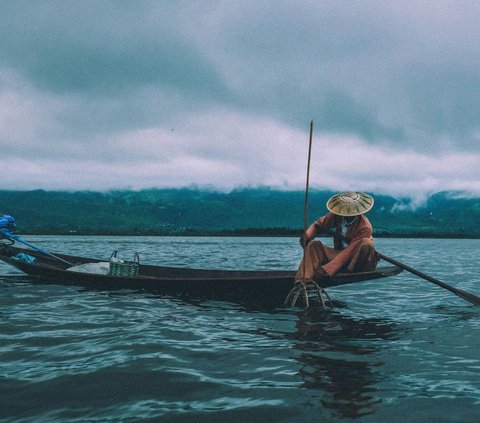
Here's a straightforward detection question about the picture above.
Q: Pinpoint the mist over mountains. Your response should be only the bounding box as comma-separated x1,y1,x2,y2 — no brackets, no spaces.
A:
1,188,479,237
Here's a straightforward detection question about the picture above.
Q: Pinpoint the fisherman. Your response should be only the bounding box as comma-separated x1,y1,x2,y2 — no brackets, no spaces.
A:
295,191,378,282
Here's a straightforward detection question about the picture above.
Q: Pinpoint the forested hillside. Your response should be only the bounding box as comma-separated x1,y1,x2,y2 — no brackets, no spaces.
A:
0,188,479,237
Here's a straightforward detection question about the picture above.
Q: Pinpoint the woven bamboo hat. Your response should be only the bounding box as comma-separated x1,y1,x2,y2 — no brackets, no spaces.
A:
326,192,374,216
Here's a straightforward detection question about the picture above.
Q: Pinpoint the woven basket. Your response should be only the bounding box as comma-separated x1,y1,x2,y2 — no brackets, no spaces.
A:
109,251,140,277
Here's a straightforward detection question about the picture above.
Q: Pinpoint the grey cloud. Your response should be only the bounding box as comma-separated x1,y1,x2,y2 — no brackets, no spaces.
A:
1,1,480,195
402,65,480,138
194,1,480,148
3,0,479,150
0,1,228,98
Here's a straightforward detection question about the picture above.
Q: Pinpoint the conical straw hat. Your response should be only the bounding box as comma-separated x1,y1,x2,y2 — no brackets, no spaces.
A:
326,192,374,216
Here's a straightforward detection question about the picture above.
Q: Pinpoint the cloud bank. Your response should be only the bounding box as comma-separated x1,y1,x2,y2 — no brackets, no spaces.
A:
1,1,479,202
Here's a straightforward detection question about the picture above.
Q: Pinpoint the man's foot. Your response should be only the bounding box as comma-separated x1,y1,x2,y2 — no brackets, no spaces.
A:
313,267,328,281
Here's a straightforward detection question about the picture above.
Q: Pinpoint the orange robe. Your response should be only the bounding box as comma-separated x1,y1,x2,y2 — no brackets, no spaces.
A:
296,212,377,281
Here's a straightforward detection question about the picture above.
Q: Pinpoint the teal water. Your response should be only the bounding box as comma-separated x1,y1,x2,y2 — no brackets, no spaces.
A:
1,236,480,422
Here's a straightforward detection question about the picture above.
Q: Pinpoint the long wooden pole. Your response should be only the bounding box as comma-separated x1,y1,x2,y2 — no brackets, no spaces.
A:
302,121,314,278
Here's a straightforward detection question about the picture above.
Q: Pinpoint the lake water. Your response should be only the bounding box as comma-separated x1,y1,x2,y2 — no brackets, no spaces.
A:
1,236,480,422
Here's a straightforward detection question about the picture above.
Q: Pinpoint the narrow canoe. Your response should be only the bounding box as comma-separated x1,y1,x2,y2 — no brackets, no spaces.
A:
0,243,402,306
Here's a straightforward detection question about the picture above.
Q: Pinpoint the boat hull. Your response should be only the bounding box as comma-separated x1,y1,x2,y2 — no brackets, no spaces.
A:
0,244,402,306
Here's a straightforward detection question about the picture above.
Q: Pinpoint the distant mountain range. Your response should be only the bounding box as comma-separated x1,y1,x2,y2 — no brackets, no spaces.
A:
0,188,479,237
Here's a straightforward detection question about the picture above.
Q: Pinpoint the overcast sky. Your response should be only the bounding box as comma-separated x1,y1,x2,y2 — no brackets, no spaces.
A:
1,0,479,202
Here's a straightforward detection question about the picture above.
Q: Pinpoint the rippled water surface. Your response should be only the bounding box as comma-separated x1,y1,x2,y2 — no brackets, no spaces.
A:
1,236,480,422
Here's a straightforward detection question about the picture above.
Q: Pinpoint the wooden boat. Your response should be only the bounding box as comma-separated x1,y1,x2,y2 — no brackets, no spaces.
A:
0,243,402,306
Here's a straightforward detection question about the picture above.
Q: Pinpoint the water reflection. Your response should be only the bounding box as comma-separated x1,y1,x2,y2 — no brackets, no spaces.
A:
292,307,399,419
433,304,480,321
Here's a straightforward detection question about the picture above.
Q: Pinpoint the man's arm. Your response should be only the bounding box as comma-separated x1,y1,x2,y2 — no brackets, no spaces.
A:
300,213,336,247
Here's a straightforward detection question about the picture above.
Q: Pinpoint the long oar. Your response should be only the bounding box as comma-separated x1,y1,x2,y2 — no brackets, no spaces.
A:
1,230,73,266
326,230,480,306
376,252,480,306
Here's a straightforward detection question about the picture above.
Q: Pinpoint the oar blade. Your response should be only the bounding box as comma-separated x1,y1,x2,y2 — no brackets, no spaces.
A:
455,287,480,306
